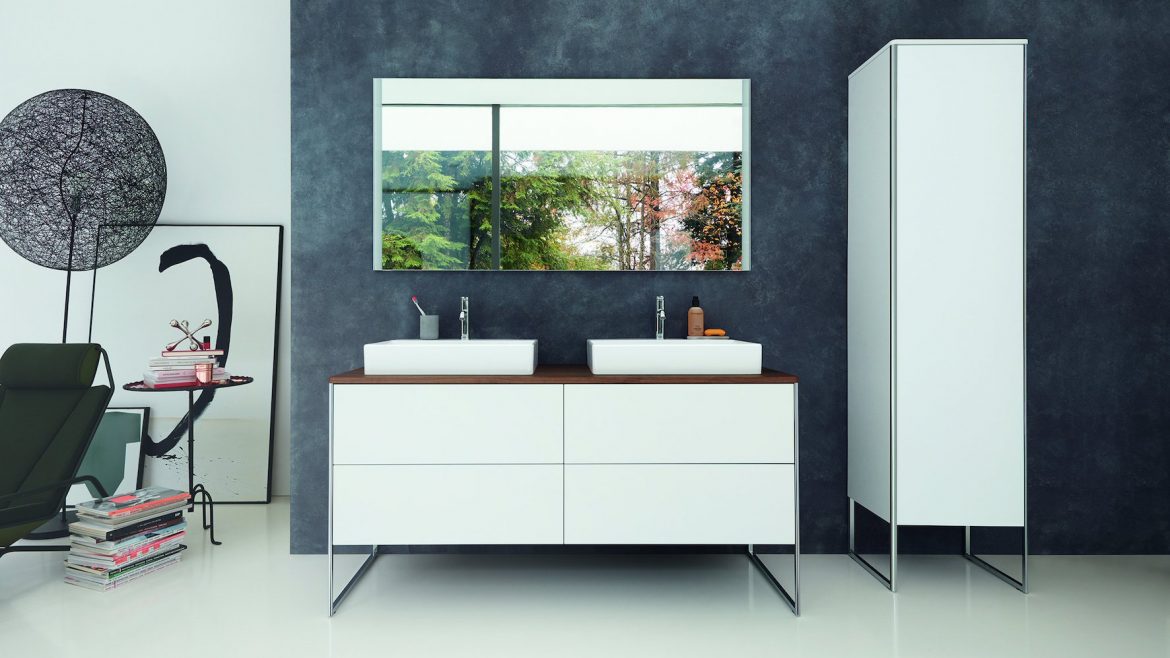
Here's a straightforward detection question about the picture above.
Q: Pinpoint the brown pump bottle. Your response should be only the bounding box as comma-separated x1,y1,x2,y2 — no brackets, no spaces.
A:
688,296,705,337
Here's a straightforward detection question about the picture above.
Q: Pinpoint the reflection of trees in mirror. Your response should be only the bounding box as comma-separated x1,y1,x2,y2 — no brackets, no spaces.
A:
380,149,742,271
381,150,491,270
683,151,743,271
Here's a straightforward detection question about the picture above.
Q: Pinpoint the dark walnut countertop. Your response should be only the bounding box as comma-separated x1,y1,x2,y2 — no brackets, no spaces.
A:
329,364,797,385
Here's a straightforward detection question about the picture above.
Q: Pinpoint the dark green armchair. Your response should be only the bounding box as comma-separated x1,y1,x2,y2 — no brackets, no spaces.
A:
0,344,114,557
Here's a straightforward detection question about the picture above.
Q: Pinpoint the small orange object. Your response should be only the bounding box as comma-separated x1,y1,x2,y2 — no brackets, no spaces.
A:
704,328,726,336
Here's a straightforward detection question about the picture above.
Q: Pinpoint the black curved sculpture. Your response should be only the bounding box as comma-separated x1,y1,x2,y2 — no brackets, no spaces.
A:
0,89,166,339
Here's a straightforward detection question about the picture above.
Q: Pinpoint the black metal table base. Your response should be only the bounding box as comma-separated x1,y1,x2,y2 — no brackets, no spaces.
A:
123,379,254,547
191,483,220,545
182,389,221,545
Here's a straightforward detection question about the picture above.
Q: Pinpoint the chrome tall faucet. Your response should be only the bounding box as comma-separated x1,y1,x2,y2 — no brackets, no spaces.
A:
459,296,470,340
655,295,665,340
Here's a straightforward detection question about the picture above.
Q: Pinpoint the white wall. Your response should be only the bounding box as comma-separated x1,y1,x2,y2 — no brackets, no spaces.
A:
0,0,292,496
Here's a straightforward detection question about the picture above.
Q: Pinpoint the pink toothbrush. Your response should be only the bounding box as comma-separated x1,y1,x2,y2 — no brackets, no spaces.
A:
411,296,427,316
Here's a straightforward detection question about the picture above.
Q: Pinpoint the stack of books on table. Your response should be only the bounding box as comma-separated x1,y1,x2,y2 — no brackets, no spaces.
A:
65,486,191,591
143,348,228,389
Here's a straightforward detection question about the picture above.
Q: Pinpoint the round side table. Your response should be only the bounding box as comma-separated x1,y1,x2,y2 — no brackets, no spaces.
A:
123,376,253,545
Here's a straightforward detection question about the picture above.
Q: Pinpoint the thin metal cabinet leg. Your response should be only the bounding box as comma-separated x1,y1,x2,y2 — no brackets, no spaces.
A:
1022,527,1029,593
328,382,335,617
961,525,1028,593
744,379,800,613
793,382,801,613
847,497,897,592
328,384,380,616
848,497,855,552
330,545,379,616
746,549,799,615
890,519,897,593
743,382,801,616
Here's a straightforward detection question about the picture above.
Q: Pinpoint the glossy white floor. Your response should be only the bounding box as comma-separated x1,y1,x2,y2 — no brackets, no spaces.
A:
2,498,1167,657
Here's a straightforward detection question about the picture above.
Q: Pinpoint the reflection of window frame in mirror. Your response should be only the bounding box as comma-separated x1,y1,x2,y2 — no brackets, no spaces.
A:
373,79,750,272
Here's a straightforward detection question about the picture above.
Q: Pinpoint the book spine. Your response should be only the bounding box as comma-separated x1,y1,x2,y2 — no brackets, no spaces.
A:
76,501,190,525
103,515,185,541
146,368,227,379
66,544,187,581
106,495,191,518
70,510,184,540
105,544,187,578
78,494,191,519
69,532,186,567
65,555,183,590
72,523,187,555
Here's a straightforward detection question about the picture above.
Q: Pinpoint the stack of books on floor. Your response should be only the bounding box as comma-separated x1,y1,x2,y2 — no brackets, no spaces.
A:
144,348,228,389
65,486,191,591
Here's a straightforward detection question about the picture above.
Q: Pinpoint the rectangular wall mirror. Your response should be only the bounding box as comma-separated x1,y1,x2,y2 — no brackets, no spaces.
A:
374,78,750,271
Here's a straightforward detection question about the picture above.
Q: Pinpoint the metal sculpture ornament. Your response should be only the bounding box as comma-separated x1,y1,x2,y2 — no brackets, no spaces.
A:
167,319,213,352
0,89,167,270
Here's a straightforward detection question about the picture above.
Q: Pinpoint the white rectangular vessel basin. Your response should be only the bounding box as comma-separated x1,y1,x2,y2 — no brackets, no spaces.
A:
587,339,762,375
364,339,538,375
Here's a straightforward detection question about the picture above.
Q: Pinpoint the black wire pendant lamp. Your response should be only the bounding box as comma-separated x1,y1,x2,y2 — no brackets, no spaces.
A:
0,89,166,341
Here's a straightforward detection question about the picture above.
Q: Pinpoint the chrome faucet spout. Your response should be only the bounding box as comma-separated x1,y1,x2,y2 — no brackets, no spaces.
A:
459,297,470,340
655,296,665,340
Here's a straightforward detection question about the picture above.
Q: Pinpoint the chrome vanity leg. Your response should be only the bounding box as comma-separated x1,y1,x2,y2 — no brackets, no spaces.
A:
746,548,798,615
745,382,801,616
328,382,334,616
331,545,379,616
328,383,382,616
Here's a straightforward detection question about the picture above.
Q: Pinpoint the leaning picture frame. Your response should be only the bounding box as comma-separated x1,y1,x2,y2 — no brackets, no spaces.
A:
66,407,150,505
89,223,283,503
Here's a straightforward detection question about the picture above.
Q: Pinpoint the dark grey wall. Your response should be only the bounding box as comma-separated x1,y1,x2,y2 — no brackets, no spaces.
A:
292,0,1170,554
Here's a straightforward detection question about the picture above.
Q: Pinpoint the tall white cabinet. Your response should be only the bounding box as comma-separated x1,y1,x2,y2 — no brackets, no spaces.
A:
847,40,1027,591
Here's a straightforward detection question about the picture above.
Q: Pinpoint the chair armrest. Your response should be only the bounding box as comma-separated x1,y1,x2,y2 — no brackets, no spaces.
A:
0,474,110,506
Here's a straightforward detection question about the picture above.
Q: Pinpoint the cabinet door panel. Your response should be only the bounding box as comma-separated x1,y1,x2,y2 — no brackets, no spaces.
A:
333,384,563,464
564,464,794,544
894,44,1025,526
564,384,793,463
332,465,563,544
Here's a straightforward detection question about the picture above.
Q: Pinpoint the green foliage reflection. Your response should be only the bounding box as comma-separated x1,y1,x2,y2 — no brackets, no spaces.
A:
380,149,742,271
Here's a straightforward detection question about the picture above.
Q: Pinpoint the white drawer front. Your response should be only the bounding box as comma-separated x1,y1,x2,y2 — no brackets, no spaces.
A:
564,384,794,463
333,384,562,464
332,465,563,544
564,464,795,544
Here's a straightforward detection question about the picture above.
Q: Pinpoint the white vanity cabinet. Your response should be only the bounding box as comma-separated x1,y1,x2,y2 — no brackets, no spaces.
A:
847,39,1027,592
562,384,794,545
328,366,800,614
